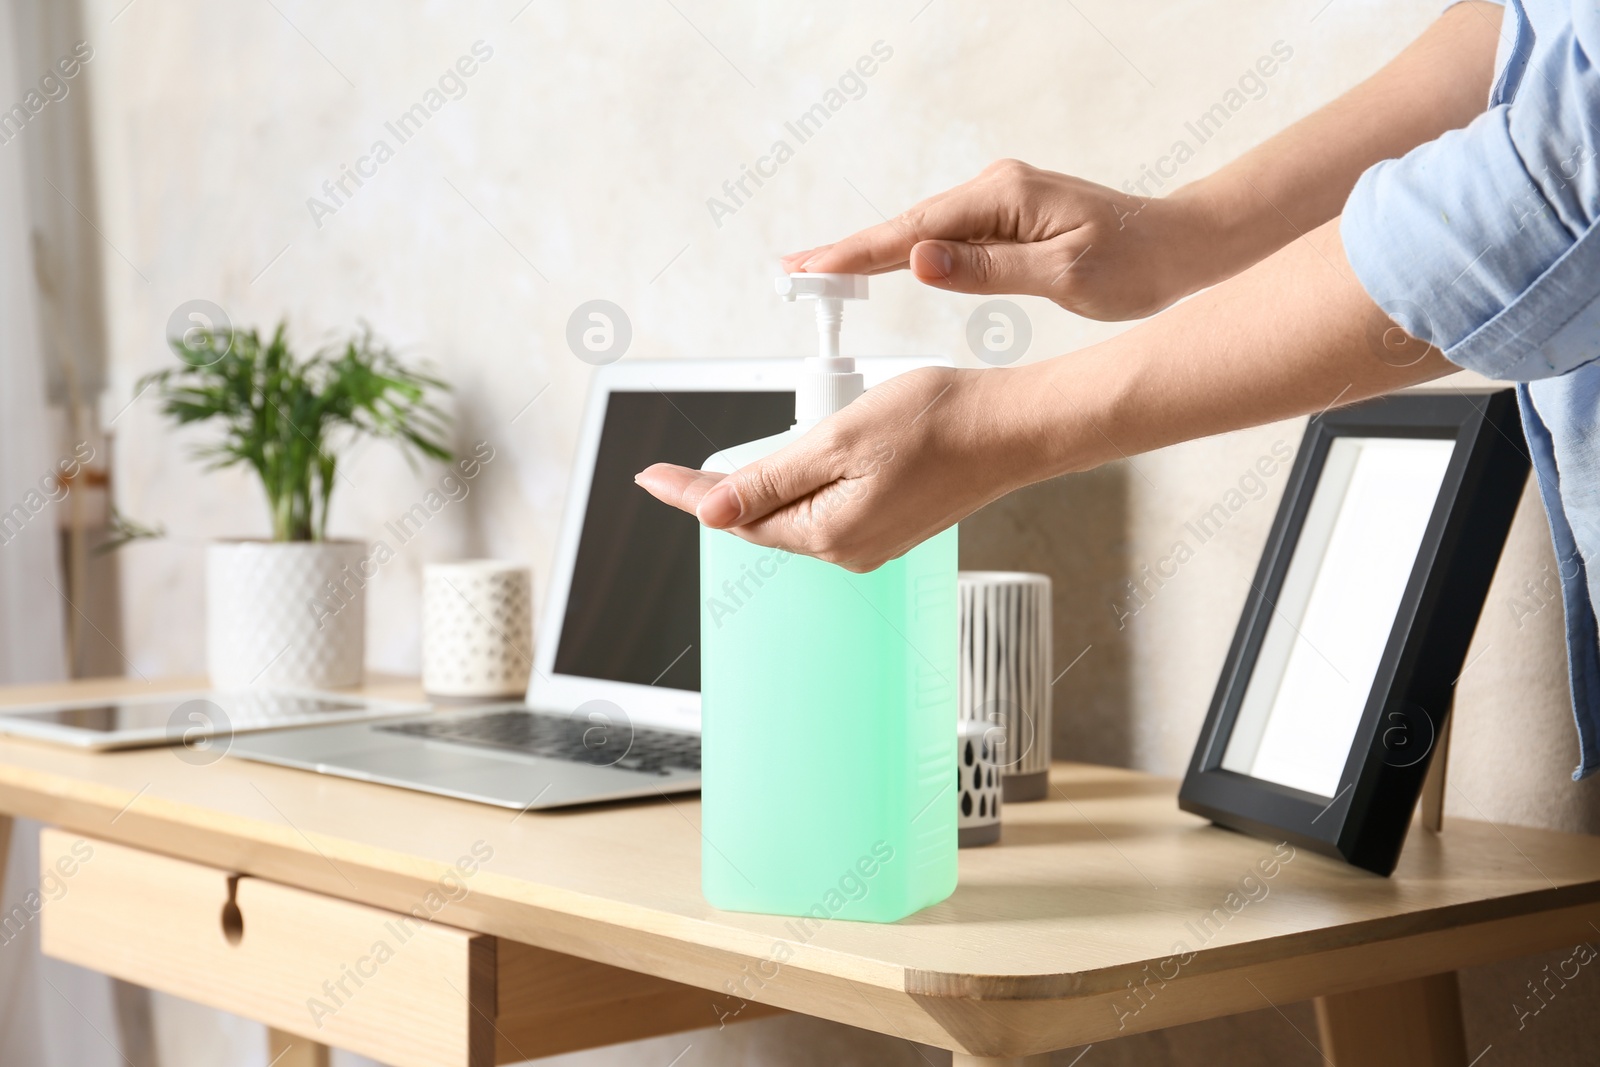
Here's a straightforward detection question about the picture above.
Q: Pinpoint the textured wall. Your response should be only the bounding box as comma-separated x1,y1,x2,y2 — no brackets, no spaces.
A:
74,0,1599,1063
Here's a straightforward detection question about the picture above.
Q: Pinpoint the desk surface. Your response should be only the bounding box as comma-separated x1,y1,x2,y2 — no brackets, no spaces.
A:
3,676,1598,1057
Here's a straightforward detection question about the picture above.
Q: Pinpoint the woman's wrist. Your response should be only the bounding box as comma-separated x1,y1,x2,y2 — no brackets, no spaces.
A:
982,353,1133,490
1161,176,1284,296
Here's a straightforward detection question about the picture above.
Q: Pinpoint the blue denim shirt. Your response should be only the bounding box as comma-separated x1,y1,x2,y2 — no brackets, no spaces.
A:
1341,0,1600,779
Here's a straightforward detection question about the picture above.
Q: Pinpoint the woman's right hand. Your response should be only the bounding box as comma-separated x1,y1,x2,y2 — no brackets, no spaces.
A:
781,159,1222,321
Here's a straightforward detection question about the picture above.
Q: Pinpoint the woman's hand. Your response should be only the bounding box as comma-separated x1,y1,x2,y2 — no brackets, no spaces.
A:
780,159,1220,321
782,2,1508,322
634,367,1050,572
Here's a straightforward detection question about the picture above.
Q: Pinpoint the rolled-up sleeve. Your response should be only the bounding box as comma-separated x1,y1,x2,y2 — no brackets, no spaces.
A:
1341,1,1600,382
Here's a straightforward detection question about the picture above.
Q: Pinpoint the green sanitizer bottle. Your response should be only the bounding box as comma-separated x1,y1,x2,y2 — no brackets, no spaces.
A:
699,273,958,923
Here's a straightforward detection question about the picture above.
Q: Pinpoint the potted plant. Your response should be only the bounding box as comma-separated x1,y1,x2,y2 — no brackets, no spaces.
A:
142,322,449,688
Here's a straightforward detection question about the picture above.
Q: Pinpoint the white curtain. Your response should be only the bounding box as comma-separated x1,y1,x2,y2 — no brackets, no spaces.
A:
0,2,120,1064
0,0,62,684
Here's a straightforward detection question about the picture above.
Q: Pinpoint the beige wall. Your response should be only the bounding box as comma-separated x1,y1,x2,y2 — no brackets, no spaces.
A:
72,0,1599,1063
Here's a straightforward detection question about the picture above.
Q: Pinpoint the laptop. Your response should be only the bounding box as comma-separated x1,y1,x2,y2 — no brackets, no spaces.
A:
230,357,937,811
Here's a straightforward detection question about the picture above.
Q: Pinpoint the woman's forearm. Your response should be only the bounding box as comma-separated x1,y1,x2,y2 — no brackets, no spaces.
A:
1016,217,1452,480
1166,1,1503,295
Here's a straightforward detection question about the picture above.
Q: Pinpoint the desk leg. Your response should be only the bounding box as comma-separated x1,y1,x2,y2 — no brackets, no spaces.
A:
952,1056,1051,1066
267,1029,330,1067
110,979,159,1067
9,817,159,1067
1314,972,1467,1066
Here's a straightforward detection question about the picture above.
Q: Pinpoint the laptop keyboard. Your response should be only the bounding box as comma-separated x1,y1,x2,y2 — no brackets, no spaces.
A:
380,709,700,776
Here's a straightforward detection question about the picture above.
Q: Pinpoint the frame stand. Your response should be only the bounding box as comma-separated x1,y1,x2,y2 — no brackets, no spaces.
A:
1419,697,1455,834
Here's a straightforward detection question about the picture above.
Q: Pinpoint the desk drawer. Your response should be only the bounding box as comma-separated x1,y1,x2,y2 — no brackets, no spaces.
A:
39,830,493,1067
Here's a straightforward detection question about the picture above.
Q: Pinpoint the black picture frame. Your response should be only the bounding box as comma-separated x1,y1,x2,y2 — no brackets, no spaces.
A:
1177,389,1530,875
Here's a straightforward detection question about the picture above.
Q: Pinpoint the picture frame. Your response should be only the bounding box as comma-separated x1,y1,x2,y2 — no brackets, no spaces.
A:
1178,389,1530,875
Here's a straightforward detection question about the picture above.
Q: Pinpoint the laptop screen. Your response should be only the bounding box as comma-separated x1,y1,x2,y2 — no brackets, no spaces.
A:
552,389,795,692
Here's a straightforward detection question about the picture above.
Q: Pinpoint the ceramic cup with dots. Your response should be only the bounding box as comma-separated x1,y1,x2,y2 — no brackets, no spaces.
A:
957,717,1003,847
422,561,534,699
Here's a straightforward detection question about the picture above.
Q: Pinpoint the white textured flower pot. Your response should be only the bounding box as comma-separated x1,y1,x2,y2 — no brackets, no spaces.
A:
206,540,367,689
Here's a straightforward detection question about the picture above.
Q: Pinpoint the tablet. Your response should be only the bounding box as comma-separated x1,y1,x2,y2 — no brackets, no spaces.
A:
0,689,429,751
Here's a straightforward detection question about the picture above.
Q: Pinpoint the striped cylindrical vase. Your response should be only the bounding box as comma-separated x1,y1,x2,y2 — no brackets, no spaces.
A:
958,571,1052,801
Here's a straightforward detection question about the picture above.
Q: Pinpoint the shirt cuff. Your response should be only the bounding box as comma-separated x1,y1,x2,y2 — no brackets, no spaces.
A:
1342,106,1600,382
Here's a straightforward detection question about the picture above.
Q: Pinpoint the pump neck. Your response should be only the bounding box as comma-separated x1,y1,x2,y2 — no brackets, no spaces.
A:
815,296,844,361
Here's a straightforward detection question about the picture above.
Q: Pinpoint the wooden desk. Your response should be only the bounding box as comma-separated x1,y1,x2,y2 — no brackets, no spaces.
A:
3,677,1599,1067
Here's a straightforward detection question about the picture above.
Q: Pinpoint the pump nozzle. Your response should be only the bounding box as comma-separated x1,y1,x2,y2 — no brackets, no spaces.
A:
775,273,868,361
776,273,869,424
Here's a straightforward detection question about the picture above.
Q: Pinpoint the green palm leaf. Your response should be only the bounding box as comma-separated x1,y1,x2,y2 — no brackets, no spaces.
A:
139,320,453,542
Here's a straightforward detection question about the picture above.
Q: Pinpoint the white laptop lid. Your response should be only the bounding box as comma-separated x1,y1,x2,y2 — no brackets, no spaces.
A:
530,357,941,733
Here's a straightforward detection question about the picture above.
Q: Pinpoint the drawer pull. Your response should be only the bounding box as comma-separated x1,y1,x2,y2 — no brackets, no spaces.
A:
221,874,244,946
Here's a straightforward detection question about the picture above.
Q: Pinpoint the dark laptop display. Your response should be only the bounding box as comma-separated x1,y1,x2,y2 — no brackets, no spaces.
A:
552,390,793,691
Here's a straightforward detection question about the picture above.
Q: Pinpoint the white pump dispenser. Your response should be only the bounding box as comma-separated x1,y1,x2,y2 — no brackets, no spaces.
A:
774,273,868,425
702,273,870,475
